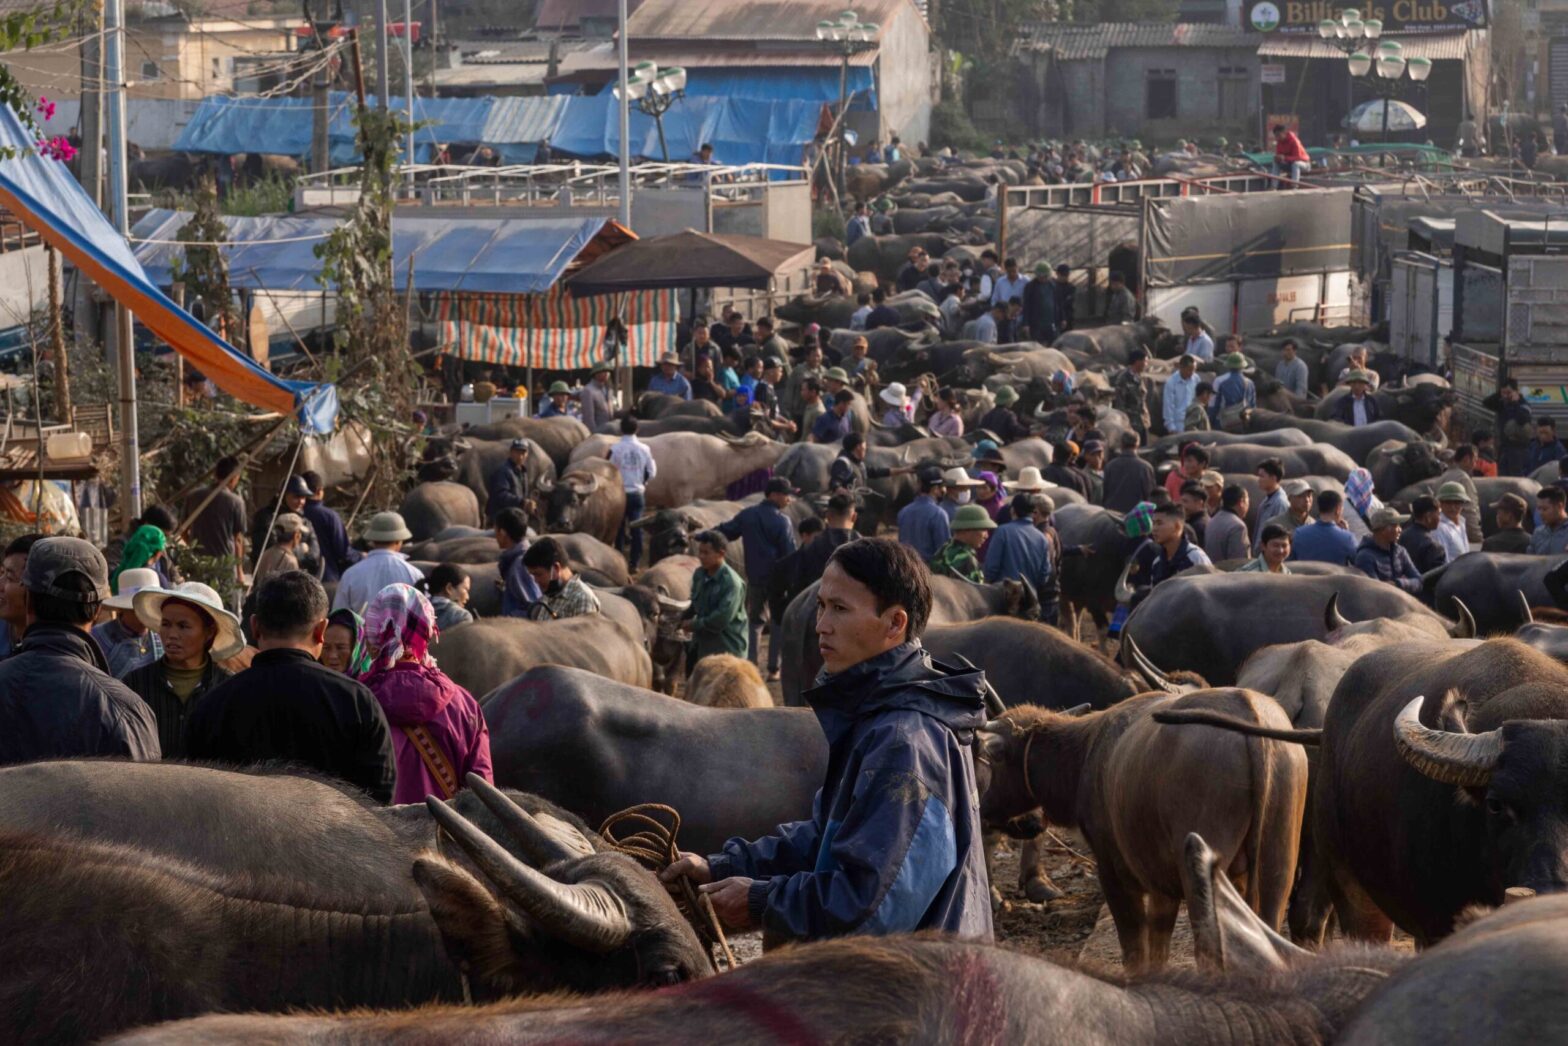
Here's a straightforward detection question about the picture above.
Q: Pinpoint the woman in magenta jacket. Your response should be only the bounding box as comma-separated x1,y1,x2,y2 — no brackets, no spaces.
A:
360,583,492,805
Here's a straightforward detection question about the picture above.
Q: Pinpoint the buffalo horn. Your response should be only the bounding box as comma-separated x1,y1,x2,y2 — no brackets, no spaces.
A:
1125,635,1180,695
1324,593,1352,633
465,774,583,867
1392,695,1504,788
424,797,632,953
626,515,656,530
1061,703,1092,717
1519,591,1534,625
1453,598,1477,639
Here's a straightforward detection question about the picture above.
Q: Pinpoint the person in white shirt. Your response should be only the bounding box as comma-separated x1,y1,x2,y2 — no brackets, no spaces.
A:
1180,312,1214,361
1162,354,1201,435
608,414,658,569
332,512,424,614
990,257,1030,307
1435,482,1472,563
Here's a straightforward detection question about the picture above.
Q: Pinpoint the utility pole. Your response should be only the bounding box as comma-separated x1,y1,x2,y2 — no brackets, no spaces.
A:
616,0,631,226
376,0,390,108
311,60,330,172
74,1,104,344
104,0,141,518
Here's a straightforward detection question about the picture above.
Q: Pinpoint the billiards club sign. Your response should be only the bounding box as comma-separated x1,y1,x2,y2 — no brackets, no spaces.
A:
1249,0,1487,33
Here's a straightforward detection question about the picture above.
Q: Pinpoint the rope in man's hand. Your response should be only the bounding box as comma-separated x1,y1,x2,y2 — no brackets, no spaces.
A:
600,804,738,972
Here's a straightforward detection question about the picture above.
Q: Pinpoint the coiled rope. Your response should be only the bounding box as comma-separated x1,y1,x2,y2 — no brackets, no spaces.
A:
600,804,738,972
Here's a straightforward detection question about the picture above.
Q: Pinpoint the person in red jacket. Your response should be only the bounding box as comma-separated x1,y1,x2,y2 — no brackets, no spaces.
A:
1272,124,1310,185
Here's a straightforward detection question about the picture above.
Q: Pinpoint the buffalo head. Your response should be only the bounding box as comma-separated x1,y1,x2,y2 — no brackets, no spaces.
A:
545,472,602,534
419,777,712,993
1395,694,1568,898
1001,578,1041,621
633,511,693,565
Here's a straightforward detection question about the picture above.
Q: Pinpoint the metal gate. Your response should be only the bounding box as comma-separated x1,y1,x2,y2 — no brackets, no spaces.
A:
1553,39,1568,110
1390,252,1452,368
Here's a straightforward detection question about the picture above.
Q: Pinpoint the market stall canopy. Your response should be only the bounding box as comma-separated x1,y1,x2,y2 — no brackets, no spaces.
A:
567,228,813,294
132,212,634,293
0,104,337,432
1344,99,1428,134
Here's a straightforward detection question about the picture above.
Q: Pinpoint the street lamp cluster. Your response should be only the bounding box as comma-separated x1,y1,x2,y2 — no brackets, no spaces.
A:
817,10,879,196
816,8,879,43
1317,9,1433,85
613,61,687,163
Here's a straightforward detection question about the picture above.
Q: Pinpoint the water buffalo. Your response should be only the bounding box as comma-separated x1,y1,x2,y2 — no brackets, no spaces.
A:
404,534,500,564
544,458,626,547
0,764,708,1042
920,617,1155,712
1144,426,1314,461
568,432,787,509
431,616,652,697
1428,553,1567,635
638,554,699,690
1123,572,1454,685
1316,382,1455,435
1232,409,1423,463
636,392,723,420
1311,638,1568,944
980,690,1309,969
685,653,771,708
846,232,956,282
453,437,556,513
1364,438,1446,499
483,666,823,854
461,417,590,473
960,343,1077,385
1053,317,1173,366
1201,442,1357,482
398,481,482,542
778,576,1041,706
632,499,747,569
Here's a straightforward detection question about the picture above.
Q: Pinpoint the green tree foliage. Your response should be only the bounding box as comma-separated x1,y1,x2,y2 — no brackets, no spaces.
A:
169,177,238,340
0,1,89,159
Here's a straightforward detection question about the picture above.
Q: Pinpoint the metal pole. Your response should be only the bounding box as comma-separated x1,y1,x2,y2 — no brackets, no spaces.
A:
404,0,415,170
1380,87,1390,168
616,0,631,226
655,107,669,164
376,0,390,109
104,0,140,519
837,50,849,198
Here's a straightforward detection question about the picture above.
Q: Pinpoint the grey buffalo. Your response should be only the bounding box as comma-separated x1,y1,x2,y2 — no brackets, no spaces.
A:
432,616,652,697
545,458,626,547
397,481,482,542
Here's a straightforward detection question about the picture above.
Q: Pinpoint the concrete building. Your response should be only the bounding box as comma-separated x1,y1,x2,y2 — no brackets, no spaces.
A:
1011,23,1263,141
548,0,936,146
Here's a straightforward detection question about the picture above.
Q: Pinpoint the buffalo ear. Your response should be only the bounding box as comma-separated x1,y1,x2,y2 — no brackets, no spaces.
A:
413,855,533,996
1181,833,1308,973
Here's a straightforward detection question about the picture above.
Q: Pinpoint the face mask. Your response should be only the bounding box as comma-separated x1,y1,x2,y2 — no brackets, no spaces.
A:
546,578,565,596
954,490,972,505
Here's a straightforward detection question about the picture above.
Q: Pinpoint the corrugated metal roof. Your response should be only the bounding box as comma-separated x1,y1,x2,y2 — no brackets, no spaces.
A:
1256,32,1472,60
480,96,572,144
561,46,878,73
1014,21,1262,60
454,38,601,65
623,0,913,42
534,0,646,32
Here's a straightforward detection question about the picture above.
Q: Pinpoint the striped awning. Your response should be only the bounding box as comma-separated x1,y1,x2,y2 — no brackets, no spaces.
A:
438,287,678,370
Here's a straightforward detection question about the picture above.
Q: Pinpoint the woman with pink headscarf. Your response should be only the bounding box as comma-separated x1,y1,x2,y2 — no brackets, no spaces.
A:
360,582,492,805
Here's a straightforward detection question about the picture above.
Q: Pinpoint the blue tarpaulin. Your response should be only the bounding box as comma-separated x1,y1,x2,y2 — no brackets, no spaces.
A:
0,103,337,432
173,93,820,168
132,210,611,295
628,68,876,111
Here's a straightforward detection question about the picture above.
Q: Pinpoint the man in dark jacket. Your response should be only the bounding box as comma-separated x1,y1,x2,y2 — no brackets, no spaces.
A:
300,470,360,583
485,439,534,523
1486,381,1534,476
663,538,993,943
1482,493,1532,554
1354,508,1423,596
185,571,396,803
978,385,1031,443
1398,495,1448,573
767,493,858,643
0,537,161,764
1102,431,1155,513
1021,262,1057,343
1331,372,1381,427
717,478,798,679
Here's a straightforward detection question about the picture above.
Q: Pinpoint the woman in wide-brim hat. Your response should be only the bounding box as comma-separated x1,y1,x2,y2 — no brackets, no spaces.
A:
122,581,246,759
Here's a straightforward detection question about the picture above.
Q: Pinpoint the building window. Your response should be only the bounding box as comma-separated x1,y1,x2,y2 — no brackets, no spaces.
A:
1218,65,1249,122
140,60,159,80
1146,68,1177,120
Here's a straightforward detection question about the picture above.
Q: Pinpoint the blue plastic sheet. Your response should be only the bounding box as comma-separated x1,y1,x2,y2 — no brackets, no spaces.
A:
174,93,821,169
132,210,608,295
646,68,875,111
0,104,336,432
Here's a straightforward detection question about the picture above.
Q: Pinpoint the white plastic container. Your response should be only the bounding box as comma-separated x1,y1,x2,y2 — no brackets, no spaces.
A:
45,431,91,460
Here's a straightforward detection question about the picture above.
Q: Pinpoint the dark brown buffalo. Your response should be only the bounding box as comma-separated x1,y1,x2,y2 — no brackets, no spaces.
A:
544,458,626,547
461,417,590,473
453,436,557,512
484,666,824,855
430,616,652,697
980,690,1308,969
0,768,707,1043
398,481,483,542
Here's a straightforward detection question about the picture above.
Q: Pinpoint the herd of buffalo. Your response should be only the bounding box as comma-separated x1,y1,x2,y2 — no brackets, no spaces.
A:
21,153,1568,1042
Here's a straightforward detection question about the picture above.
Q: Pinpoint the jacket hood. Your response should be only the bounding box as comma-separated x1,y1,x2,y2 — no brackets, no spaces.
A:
18,622,113,673
806,641,989,743
363,661,461,726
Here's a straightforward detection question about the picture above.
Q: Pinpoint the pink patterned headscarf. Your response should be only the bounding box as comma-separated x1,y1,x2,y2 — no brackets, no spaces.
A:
363,583,438,674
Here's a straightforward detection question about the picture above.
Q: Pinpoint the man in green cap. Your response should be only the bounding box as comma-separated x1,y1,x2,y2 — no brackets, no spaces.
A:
536,380,576,419
930,504,996,583
580,360,614,432
1209,342,1256,425
1022,261,1057,343
979,384,1031,443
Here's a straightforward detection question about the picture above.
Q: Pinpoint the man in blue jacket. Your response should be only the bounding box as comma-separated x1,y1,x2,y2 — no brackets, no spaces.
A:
717,478,797,679
897,466,951,562
662,538,993,943
984,492,1053,596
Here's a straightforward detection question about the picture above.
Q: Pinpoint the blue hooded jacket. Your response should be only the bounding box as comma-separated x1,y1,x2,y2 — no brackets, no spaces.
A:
707,641,994,942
